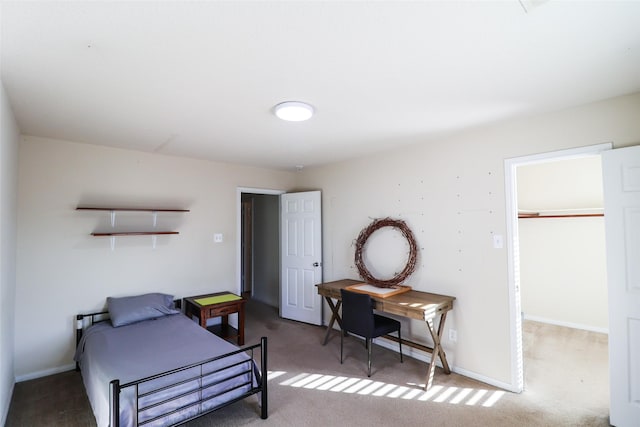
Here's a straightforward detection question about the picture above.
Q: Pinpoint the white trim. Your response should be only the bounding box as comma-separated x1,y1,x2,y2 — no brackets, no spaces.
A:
523,314,609,335
452,366,514,392
504,142,612,394
374,338,514,391
15,363,75,383
236,187,286,299
504,156,524,393
506,143,612,167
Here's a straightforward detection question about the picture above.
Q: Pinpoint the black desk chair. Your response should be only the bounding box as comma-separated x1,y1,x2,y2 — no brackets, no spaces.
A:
340,289,403,377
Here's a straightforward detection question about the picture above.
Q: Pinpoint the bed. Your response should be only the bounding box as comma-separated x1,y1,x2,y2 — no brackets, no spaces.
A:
74,293,267,427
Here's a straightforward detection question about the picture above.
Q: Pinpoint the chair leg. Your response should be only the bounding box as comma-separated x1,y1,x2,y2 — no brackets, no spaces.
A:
398,328,403,363
340,332,344,364
367,338,372,377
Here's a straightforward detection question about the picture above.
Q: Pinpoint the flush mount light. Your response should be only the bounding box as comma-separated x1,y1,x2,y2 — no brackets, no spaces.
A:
274,101,314,122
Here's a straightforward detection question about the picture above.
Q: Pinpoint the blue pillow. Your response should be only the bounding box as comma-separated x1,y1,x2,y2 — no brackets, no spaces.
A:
107,293,179,327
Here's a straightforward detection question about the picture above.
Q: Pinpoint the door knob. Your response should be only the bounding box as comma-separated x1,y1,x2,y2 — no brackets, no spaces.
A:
313,262,321,267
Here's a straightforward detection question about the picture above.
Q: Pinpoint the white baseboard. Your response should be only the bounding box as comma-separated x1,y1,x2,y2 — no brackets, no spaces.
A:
15,363,75,383
523,314,608,334
452,366,516,392
375,337,516,392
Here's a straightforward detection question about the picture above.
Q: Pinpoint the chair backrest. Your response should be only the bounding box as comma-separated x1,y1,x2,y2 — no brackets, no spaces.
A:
340,289,375,338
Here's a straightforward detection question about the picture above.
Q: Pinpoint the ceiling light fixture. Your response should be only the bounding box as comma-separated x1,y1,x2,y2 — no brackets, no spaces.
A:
274,101,314,122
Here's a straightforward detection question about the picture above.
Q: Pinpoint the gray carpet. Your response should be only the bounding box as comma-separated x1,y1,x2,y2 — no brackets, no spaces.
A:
190,300,610,426
7,299,610,426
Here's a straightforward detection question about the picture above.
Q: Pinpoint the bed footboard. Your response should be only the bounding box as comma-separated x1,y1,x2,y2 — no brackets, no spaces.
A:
109,336,268,427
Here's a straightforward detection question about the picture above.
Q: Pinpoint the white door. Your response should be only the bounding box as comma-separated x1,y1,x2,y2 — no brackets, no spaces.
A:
280,191,323,325
602,145,640,427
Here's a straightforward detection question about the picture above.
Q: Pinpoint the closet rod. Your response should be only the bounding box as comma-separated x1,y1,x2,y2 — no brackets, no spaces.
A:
518,213,604,219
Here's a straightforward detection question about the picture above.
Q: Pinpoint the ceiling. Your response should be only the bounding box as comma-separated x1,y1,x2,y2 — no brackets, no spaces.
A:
2,1,640,171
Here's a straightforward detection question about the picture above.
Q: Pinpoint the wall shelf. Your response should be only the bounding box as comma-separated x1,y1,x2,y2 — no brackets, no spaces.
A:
76,207,190,212
77,206,188,249
91,231,180,237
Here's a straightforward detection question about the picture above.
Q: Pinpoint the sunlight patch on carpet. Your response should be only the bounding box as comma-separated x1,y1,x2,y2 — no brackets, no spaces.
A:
269,371,505,406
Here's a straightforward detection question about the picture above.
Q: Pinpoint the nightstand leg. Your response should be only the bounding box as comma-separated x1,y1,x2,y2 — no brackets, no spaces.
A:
222,314,228,333
238,307,245,346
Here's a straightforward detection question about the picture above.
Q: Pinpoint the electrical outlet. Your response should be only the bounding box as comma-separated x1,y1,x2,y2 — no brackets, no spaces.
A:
449,329,457,342
214,233,223,243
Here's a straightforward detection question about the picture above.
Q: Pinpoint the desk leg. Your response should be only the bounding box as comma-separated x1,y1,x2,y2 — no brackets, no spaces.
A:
322,297,343,345
434,312,451,374
424,312,451,390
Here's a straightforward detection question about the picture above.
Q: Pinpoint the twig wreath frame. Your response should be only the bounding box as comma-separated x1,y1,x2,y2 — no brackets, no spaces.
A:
354,217,418,288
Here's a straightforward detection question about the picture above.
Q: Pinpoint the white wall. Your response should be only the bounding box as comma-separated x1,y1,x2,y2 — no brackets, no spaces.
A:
519,217,608,331
0,81,20,424
298,92,640,388
517,156,604,212
15,137,296,379
517,157,608,331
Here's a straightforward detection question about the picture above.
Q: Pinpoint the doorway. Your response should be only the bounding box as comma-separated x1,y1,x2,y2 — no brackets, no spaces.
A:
236,187,324,325
504,143,612,393
515,155,610,414
236,188,284,309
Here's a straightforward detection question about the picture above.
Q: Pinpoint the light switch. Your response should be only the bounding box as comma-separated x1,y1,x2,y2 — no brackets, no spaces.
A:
492,234,503,249
214,233,223,243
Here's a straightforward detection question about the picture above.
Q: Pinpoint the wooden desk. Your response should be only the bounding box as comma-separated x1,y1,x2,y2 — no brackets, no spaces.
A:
316,279,455,390
183,292,246,345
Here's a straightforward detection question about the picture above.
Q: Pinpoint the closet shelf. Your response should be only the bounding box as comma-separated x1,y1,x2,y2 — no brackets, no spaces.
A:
518,212,604,219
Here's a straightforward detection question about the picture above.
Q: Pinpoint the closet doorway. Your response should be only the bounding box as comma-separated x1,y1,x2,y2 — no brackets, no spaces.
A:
504,142,611,393
515,155,609,412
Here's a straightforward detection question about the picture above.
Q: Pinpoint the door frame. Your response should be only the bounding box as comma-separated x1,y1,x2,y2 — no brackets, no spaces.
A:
236,187,286,298
241,197,254,295
503,142,612,393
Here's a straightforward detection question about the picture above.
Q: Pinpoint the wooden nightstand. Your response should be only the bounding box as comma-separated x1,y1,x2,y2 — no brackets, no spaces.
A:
183,292,246,345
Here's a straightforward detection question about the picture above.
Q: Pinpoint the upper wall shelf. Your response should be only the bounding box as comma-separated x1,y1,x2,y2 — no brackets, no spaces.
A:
76,207,190,212
77,206,189,248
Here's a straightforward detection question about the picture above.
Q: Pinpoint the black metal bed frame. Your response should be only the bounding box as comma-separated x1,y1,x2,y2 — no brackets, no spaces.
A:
76,304,268,426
